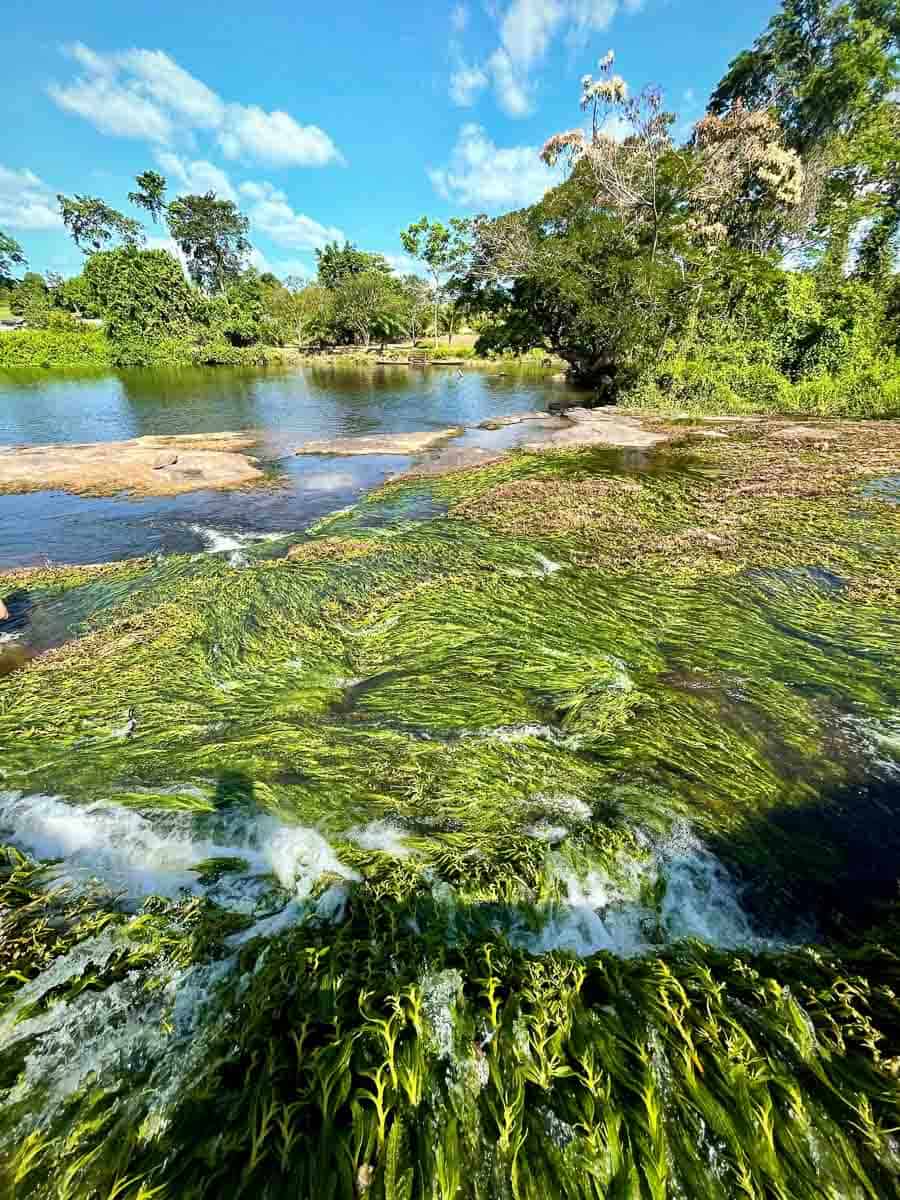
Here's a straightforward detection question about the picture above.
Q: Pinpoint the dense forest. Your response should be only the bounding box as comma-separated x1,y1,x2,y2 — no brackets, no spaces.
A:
1,0,898,416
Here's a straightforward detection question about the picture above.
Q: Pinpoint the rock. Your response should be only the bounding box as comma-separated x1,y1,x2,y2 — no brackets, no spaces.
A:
296,429,463,456
0,433,264,498
551,373,568,383
477,411,553,430
392,447,504,480
560,406,604,424
524,421,669,450
0,599,8,622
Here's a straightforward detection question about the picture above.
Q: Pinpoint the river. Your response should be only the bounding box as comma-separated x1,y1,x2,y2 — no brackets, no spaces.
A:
0,363,581,566
1,365,899,1199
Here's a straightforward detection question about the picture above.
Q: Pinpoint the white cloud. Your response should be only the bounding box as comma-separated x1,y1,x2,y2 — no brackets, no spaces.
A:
156,152,237,202
567,0,618,47
0,165,63,231
120,48,225,128
428,123,562,209
487,48,532,116
449,62,489,106
382,252,423,276
49,73,173,143
239,180,344,251
450,0,641,116
500,0,564,69
599,112,630,140
49,43,343,168
218,106,344,168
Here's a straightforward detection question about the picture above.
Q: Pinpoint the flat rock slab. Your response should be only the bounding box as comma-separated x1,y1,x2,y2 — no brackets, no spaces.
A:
477,411,565,430
0,433,263,498
524,410,671,450
296,429,463,456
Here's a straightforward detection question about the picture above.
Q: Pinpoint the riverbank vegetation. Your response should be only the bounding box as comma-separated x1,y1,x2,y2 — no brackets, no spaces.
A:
2,0,897,407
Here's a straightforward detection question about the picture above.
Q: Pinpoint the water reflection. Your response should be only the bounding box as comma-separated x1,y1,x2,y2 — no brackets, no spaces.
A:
0,365,586,567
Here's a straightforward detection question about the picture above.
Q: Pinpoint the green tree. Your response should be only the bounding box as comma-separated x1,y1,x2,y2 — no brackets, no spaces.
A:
315,241,392,289
83,245,199,346
709,0,898,154
57,194,144,254
0,232,26,283
128,170,168,224
461,176,689,396
166,192,251,294
284,283,335,348
400,217,470,341
709,0,900,268
398,274,432,345
9,271,49,323
333,270,402,349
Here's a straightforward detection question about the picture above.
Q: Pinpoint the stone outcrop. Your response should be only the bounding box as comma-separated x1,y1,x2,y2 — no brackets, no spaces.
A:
0,433,263,498
295,429,463,456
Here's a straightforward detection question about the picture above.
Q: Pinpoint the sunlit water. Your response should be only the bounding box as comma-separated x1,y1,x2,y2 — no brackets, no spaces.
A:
0,363,578,566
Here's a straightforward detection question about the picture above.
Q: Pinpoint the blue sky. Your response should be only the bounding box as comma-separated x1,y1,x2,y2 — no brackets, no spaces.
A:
1,0,780,279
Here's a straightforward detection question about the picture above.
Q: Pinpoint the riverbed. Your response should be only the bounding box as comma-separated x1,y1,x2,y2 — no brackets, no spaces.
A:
0,364,583,565
1,366,899,1199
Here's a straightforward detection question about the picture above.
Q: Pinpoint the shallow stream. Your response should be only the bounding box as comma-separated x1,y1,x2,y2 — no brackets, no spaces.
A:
1,366,899,1199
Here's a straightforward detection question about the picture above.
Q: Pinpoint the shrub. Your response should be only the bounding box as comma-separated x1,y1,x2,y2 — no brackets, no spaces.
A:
626,353,900,419
628,355,792,414
791,358,900,418
0,328,111,369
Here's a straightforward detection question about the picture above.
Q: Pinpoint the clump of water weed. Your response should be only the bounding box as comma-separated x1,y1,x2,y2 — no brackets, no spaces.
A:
2,424,900,1196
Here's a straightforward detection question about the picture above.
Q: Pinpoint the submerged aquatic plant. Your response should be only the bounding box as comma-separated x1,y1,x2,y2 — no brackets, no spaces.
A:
1,426,900,1196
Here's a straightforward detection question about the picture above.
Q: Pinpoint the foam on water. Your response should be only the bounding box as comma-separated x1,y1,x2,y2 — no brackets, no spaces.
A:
841,712,900,779
189,524,289,566
348,818,413,857
2,948,237,1145
0,790,356,907
518,821,767,958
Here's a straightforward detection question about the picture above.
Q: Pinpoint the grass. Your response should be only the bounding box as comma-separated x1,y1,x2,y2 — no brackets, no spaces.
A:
1,424,900,1196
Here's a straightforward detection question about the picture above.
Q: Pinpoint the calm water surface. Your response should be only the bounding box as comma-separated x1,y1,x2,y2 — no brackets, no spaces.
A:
0,364,578,566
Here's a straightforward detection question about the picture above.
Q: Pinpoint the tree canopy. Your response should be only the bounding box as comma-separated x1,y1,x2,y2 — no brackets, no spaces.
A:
166,192,251,294
57,195,144,254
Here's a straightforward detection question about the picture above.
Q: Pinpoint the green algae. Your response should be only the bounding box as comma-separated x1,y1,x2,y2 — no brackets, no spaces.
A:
2,427,900,1197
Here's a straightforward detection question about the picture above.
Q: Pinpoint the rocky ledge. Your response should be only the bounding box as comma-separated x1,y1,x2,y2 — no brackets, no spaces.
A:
0,433,264,498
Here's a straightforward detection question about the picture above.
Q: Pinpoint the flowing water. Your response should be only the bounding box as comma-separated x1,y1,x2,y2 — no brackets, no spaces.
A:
0,364,580,567
1,365,899,1199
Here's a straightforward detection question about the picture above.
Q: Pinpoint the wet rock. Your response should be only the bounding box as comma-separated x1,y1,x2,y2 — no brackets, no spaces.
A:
477,411,559,430
560,406,603,424
524,412,670,450
296,429,463,456
392,446,505,479
0,598,8,622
